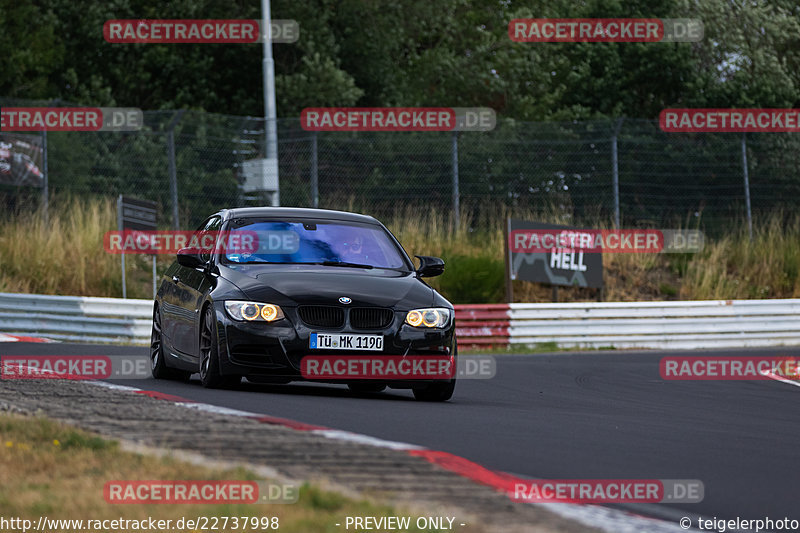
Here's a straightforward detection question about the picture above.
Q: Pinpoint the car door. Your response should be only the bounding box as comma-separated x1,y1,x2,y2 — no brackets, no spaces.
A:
171,215,222,356
158,261,183,346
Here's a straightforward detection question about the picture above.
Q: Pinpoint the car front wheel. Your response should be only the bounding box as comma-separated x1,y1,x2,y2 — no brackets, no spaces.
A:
199,306,241,389
412,380,456,402
412,347,457,402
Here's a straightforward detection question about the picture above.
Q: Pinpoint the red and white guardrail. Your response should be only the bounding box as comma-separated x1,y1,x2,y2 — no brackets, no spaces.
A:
3,293,800,350
454,304,511,348
456,299,800,350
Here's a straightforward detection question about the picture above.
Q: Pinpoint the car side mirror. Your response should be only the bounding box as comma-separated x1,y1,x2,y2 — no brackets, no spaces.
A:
415,255,445,278
176,247,205,268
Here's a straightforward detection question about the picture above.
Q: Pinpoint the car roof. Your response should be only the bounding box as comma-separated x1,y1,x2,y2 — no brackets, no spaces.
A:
222,207,381,224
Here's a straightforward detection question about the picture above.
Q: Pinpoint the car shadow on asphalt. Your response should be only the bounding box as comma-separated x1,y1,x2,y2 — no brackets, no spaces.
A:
186,376,418,402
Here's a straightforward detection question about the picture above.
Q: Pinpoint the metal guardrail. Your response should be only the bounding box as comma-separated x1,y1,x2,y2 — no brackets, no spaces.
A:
0,292,152,345
456,299,800,349
2,292,800,349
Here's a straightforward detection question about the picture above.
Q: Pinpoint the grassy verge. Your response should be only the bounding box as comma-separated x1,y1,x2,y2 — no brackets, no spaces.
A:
0,413,466,533
459,343,617,355
2,196,799,302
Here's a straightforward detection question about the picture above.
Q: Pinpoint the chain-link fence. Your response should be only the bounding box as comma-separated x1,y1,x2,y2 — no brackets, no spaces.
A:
3,98,799,234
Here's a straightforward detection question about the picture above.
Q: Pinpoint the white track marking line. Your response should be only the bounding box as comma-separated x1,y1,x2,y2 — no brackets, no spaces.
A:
181,403,262,417
761,370,800,389
312,429,423,450
80,380,686,532
89,381,143,392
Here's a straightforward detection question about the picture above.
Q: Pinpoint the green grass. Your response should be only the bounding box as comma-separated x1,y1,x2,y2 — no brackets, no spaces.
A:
460,342,621,355
0,414,480,533
461,342,562,355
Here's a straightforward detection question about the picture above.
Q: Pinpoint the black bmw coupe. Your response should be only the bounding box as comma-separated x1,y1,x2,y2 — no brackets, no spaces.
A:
150,207,457,401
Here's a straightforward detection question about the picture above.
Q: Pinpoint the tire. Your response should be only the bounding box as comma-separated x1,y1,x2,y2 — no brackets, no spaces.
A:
412,380,456,402
347,383,387,394
150,305,191,381
199,305,241,389
412,346,457,402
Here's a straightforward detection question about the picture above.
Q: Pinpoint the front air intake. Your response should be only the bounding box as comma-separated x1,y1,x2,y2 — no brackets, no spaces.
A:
350,307,394,329
298,305,345,328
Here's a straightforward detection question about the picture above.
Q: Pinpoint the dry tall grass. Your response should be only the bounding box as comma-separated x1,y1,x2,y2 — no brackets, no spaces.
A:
389,206,800,302
681,214,800,299
2,196,798,302
0,197,159,298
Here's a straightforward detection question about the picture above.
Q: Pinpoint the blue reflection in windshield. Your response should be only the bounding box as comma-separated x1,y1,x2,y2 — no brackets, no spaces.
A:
225,221,407,269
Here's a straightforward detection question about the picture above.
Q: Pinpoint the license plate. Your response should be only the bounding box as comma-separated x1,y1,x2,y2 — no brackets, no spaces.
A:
309,333,383,351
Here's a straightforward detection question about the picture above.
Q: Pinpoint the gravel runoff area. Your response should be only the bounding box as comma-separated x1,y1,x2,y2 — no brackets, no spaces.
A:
0,379,600,533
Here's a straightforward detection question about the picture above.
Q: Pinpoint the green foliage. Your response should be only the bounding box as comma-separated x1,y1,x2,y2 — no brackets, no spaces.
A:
4,0,799,118
681,0,800,108
658,282,677,296
435,253,505,304
0,0,64,98
58,431,115,451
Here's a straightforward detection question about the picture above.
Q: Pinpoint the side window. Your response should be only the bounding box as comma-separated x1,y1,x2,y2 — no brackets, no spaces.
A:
197,216,222,263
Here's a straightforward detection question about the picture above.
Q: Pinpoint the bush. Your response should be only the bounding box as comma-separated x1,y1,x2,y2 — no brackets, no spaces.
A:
434,253,505,304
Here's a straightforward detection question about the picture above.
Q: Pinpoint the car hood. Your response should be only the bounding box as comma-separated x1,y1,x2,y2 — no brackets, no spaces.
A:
219,264,435,309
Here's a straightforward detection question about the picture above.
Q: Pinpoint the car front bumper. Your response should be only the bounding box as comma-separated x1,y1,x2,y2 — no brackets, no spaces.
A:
213,302,456,385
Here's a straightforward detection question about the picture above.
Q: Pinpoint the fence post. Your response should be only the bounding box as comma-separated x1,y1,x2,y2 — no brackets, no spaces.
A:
741,133,753,241
41,130,48,224
504,217,514,303
166,110,185,230
452,131,460,228
40,98,61,223
611,118,623,228
311,131,319,208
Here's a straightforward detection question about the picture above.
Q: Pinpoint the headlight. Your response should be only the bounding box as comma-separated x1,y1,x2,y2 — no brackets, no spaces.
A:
405,308,451,328
224,301,284,322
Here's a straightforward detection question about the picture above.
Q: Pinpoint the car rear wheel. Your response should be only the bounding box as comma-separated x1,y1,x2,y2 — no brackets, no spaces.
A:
199,306,241,389
150,306,191,381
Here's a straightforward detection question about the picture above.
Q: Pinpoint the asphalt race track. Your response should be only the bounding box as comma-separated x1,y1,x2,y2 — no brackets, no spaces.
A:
3,342,799,526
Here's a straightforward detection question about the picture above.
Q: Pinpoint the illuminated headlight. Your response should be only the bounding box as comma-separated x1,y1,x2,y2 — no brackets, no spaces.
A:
405,308,451,328
224,301,284,322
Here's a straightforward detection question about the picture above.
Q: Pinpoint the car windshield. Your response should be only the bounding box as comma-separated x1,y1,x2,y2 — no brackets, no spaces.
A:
223,219,409,270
